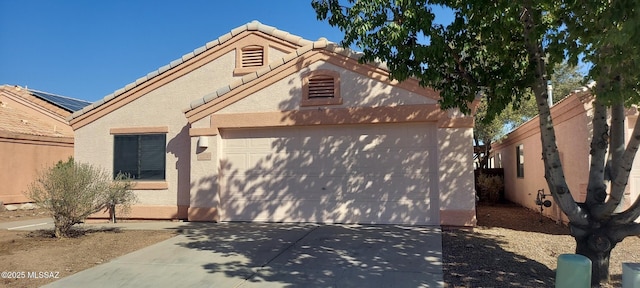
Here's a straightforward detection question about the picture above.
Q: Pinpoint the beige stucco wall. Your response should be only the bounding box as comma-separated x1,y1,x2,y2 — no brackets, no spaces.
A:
74,32,303,220
218,61,437,115
75,32,475,224
188,58,475,225
437,127,476,226
188,134,221,221
0,136,73,203
75,52,240,219
268,47,288,63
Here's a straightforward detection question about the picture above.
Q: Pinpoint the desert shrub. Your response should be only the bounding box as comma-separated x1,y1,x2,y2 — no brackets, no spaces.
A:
105,173,136,223
476,173,504,203
27,158,135,237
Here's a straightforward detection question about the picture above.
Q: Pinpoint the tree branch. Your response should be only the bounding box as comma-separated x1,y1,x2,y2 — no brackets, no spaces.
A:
607,102,626,182
597,102,627,218
612,191,640,225
586,99,609,206
610,222,640,242
520,2,588,226
448,44,479,87
598,107,640,221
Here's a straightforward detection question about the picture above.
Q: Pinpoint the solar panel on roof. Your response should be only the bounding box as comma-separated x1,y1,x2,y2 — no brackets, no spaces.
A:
29,90,91,112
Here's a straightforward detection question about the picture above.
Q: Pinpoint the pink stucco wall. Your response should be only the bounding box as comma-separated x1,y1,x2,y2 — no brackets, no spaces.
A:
493,92,640,222
493,94,591,221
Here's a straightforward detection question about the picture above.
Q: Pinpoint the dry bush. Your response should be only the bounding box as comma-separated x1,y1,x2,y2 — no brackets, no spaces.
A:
105,173,136,223
27,158,136,238
477,173,504,203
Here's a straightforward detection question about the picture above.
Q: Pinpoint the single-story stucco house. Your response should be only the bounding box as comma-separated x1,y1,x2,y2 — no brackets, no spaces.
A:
0,85,91,204
492,88,640,222
68,21,477,226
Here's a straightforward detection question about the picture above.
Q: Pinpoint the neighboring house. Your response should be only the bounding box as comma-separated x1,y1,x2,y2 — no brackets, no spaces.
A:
492,89,640,222
0,85,91,204
69,21,477,226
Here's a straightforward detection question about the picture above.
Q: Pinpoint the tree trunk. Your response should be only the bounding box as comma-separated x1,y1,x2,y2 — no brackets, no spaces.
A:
519,2,588,225
109,204,117,223
586,99,609,206
53,217,71,238
520,4,606,286
573,227,620,287
480,142,491,171
54,225,63,239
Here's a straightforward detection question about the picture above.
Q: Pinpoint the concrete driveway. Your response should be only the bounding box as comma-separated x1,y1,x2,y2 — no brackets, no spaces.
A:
43,223,443,287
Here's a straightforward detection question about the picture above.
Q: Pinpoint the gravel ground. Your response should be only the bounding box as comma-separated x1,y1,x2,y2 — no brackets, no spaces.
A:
443,203,640,287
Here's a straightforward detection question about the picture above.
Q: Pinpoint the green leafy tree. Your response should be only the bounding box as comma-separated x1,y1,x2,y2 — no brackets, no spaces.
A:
550,61,585,103
473,98,503,170
475,62,583,171
473,97,529,170
313,0,640,285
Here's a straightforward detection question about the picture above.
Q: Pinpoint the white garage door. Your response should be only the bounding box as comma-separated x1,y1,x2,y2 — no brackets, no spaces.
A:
219,123,439,224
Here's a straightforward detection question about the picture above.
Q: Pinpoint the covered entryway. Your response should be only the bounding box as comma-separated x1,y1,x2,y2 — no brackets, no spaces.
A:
218,123,439,224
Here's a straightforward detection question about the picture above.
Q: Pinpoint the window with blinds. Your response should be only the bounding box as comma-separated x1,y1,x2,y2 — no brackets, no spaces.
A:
114,134,166,180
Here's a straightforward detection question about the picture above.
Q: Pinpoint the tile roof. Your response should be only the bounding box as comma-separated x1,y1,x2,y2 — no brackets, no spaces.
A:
0,85,75,118
184,38,380,112
0,85,76,138
68,20,320,121
0,100,73,138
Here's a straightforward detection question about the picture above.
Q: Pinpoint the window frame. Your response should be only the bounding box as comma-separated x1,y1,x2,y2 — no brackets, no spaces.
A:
110,127,168,189
301,70,342,107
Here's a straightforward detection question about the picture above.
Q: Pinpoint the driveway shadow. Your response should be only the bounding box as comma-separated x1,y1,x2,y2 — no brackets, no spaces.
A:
176,223,443,287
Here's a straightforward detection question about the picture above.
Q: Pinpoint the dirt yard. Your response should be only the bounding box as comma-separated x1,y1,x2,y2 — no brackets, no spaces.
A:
0,208,175,287
1,204,638,287
443,203,640,288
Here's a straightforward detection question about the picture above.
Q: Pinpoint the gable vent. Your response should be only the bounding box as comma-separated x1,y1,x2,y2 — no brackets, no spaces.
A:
308,76,335,98
241,46,264,68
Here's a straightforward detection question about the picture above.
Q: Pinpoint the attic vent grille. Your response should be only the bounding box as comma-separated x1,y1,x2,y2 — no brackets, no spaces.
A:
308,76,335,98
241,46,264,68
301,70,342,107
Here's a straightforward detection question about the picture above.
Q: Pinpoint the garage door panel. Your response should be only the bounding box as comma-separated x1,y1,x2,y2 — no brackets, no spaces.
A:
224,153,248,172
226,176,364,200
347,174,433,200
221,199,435,224
225,175,335,200
219,123,438,224
334,151,431,175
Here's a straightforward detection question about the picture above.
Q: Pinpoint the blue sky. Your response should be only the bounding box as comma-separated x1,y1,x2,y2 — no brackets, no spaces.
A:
0,0,350,102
